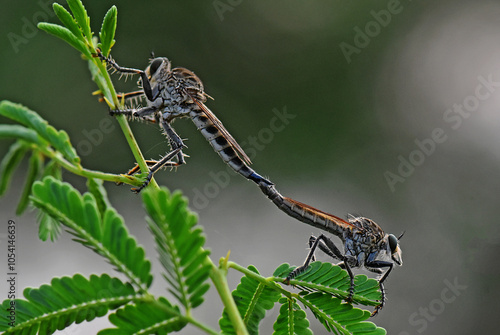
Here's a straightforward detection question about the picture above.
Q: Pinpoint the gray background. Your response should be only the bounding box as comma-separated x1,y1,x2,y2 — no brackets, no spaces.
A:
1,0,499,334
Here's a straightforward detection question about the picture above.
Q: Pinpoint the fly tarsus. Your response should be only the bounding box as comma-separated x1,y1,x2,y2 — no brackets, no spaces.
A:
286,234,357,304
371,281,386,317
129,147,184,193
109,108,134,117
109,106,157,119
284,264,308,284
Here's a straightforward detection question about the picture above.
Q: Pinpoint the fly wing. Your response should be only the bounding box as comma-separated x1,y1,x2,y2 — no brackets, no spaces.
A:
284,197,363,231
191,98,252,165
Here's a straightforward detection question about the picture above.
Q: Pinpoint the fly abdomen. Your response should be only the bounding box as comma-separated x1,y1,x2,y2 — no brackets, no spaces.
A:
258,182,348,238
190,111,269,184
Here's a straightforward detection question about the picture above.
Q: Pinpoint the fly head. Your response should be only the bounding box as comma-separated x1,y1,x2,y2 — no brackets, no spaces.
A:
386,232,403,266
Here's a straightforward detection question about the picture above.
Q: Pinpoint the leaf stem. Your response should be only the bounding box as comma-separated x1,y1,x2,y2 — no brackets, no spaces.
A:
185,316,220,335
90,54,156,188
208,257,249,335
36,145,143,186
228,261,293,298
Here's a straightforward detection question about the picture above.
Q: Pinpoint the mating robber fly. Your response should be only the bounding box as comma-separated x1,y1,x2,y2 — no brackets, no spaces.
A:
96,50,402,315
96,50,271,192
258,181,403,316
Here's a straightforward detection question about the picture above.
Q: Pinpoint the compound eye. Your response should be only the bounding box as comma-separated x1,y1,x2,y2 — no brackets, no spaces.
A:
388,234,398,253
149,58,163,76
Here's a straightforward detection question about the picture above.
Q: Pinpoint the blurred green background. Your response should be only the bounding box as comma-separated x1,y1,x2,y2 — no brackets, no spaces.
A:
1,0,500,333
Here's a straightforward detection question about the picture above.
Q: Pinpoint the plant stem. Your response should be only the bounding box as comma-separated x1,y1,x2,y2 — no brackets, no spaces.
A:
114,115,159,189
185,316,220,335
90,56,159,190
36,145,142,186
208,257,249,335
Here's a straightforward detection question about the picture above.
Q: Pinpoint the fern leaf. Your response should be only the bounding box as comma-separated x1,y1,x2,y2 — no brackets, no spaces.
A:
98,6,117,57
37,210,62,242
16,150,44,215
142,187,211,310
0,124,44,145
86,177,111,217
220,265,281,335
99,297,186,335
0,274,138,334
274,262,380,306
273,298,313,335
30,176,153,290
53,3,82,39
0,101,80,165
66,0,92,40
0,140,28,196
41,159,62,181
274,263,386,335
38,22,91,58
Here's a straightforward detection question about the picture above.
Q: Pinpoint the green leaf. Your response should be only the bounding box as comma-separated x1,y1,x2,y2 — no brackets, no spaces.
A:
99,6,117,57
16,151,44,215
0,141,28,196
86,178,111,217
53,3,82,39
38,22,91,58
220,265,281,335
273,298,313,335
42,159,62,180
274,262,381,305
38,210,62,242
66,0,92,40
99,297,186,334
274,263,386,335
142,187,211,310
0,101,80,165
30,177,153,290
0,124,44,145
0,274,138,334
38,162,63,242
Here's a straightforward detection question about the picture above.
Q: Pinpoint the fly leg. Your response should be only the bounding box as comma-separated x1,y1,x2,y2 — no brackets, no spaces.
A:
109,106,157,118
96,50,158,101
286,234,356,303
129,121,187,193
116,159,179,186
364,260,394,316
161,119,187,166
131,147,183,193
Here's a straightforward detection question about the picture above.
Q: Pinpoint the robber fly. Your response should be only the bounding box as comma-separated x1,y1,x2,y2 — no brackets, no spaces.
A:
96,50,272,192
258,181,403,316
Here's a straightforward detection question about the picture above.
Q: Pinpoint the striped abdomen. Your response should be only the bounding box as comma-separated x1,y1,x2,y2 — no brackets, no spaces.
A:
190,110,271,185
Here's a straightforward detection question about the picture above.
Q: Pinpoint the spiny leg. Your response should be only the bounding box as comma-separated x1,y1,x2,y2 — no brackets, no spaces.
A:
97,90,144,104
109,105,157,118
116,159,181,186
117,90,144,101
131,147,183,193
160,119,187,165
96,50,158,101
365,260,394,316
286,234,356,303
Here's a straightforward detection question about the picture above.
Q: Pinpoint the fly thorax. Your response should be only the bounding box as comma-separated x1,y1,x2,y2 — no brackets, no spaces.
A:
147,96,163,109
161,105,191,119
